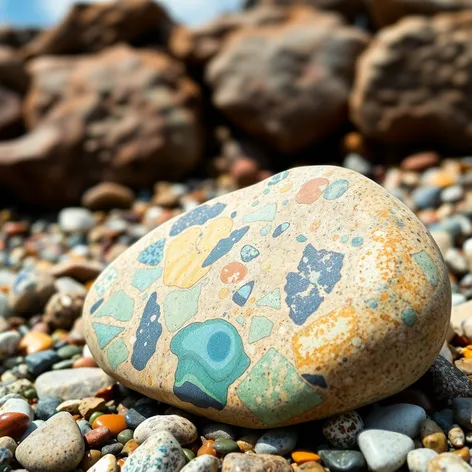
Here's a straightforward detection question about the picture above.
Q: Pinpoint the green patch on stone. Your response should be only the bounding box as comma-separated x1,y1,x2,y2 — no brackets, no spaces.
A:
256,288,281,309
92,322,124,348
131,267,163,292
248,316,273,344
107,339,128,370
412,250,438,286
237,348,324,426
402,306,417,327
94,290,135,321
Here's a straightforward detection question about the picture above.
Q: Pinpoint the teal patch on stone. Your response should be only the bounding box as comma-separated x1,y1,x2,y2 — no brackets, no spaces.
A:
94,290,135,321
94,267,118,297
260,225,272,236
324,179,349,200
131,267,163,292
263,189,270,195
252,200,259,207
237,348,324,426
107,339,128,370
341,235,349,243
256,288,281,309
92,322,124,349
164,280,207,332
138,238,166,266
296,235,308,243
402,306,417,327
248,316,273,344
241,244,260,263
412,250,438,286
243,204,277,223
236,316,245,325
352,237,364,247
366,299,378,309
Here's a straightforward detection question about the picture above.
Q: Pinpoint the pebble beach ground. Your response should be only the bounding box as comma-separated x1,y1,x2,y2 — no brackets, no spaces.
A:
0,149,470,472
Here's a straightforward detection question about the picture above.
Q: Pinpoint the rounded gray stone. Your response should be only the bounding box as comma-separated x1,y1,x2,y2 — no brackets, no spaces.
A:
134,415,197,445
254,428,298,455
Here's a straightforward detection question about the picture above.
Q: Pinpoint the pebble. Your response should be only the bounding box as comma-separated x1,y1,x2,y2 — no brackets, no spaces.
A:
292,450,321,465
85,426,111,448
213,438,239,455
122,430,186,472
453,398,472,430
254,428,298,455
80,449,102,471
25,350,60,376
357,429,414,472
20,420,45,441
323,411,364,448
117,429,134,444
82,182,135,211
181,455,219,472
58,208,95,233
15,412,85,472
35,396,62,420
407,449,438,472
0,332,20,360
92,414,127,436
134,415,198,445
0,449,12,466
86,454,119,472
54,277,87,296
432,409,454,432
56,399,81,414
101,442,123,456
125,408,147,429
19,332,53,355
202,422,236,440
0,438,16,455
35,368,114,400
0,413,30,439
412,186,442,209
318,450,367,472
365,403,426,439
79,397,106,419
0,399,33,422
122,439,139,456
44,293,85,331
427,453,472,472
198,439,217,457
449,425,465,448
420,419,448,454
77,419,92,435
221,453,291,472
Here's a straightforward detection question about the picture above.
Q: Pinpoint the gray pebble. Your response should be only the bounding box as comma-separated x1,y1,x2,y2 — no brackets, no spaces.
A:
319,450,367,472
134,415,197,445
254,428,298,455
202,422,236,440
101,442,123,456
407,448,438,472
35,397,62,421
181,455,219,472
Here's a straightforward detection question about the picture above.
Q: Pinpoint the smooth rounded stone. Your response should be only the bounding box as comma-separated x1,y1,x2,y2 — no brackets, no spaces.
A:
323,411,364,448
213,438,239,454
412,186,442,210
35,368,115,400
202,422,236,440
134,415,197,445
441,186,464,204
449,425,465,448
0,399,33,422
57,399,81,414
15,412,84,472
77,419,92,435
0,438,16,455
124,402,159,429
453,399,472,430
427,453,472,472
83,167,450,427
181,455,219,472
122,430,186,472
101,443,123,456
58,208,94,233
364,403,426,439
54,277,87,296
35,396,62,421
20,420,45,441
222,453,291,472
87,454,119,472
0,448,13,465
25,350,60,377
421,419,447,454
254,428,298,455
357,429,415,472
82,182,135,211
0,332,21,360
407,449,438,472
124,408,147,429
431,410,454,432
319,450,367,472
0,293,11,319
0,395,22,409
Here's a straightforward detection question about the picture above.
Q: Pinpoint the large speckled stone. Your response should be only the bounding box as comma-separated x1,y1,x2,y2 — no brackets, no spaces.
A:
83,166,451,428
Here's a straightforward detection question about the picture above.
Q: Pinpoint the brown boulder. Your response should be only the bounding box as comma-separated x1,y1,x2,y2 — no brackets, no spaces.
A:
369,0,472,27
22,0,173,58
0,45,203,206
350,12,472,150
206,9,369,152
0,46,29,94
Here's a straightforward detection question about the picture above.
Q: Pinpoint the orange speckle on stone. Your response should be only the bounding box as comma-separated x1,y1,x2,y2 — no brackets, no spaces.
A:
92,414,127,436
19,332,53,354
311,221,321,232
147,376,153,386
333,234,340,241
292,450,321,464
463,346,472,359
280,183,293,193
85,280,95,290
221,262,247,284
219,288,230,299
296,178,329,205
117,458,126,467
197,440,217,457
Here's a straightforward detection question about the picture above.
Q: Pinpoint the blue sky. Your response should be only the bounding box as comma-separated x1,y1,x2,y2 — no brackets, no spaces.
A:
0,0,244,27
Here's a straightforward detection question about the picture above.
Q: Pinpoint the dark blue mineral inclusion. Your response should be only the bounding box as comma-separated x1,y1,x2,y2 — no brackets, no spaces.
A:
202,226,249,268
169,203,226,237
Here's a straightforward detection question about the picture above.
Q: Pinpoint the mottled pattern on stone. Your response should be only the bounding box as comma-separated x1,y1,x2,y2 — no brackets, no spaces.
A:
138,239,166,266
170,203,226,237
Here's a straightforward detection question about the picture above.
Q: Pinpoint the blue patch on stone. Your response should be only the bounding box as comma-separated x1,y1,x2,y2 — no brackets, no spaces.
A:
90,298,104,314
268,170,289,186
285,244,344,325
273,222,290,238
302,374,328,389
138,239,166,266
241,245,260,263
232,281,254,307
202,226,249,268
131,292,162,371
170,203,227,237
173,382,225,410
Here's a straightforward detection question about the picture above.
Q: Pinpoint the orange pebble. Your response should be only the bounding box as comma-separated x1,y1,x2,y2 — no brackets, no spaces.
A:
19,331,53,354
292,450,321,465
95,385,118,401
463,346,472,359
197,440,217,457
73,357,98,368
453,447,470,461
117,458,126,467
92,414,127,436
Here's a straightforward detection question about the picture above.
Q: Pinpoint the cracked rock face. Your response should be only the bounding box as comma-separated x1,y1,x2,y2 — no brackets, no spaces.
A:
206,10,369,152
351,12,472,150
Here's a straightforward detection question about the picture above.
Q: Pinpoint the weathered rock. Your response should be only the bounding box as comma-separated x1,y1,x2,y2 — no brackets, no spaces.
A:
369,0,472,27
0,46,29,93
22,0,173,58
134,415,198,445
44,292,85,330
427,453,472,472
1,45,203,207
351,12,472,150
83,166,450,428
81,182,135,210
222,453,291,472
206,12,368,152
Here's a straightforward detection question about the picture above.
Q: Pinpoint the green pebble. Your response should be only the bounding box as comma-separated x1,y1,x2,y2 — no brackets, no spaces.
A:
56,345,83,360
182,448,195,463
89,411,105,424
52,359,75,370
23,388,37,400
117,429,134,445
0,466,11,472
213,438,239,454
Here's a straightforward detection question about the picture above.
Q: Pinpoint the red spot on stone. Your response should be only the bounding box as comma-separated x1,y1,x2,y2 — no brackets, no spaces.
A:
221,262,247,284
296,178,329,205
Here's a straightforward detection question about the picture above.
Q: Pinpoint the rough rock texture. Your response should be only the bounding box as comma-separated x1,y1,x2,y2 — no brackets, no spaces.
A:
83,166,450,428
369,0,472,27
351,12,472,150
22,0,173,58
0,45,203,207
206,11,369,152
